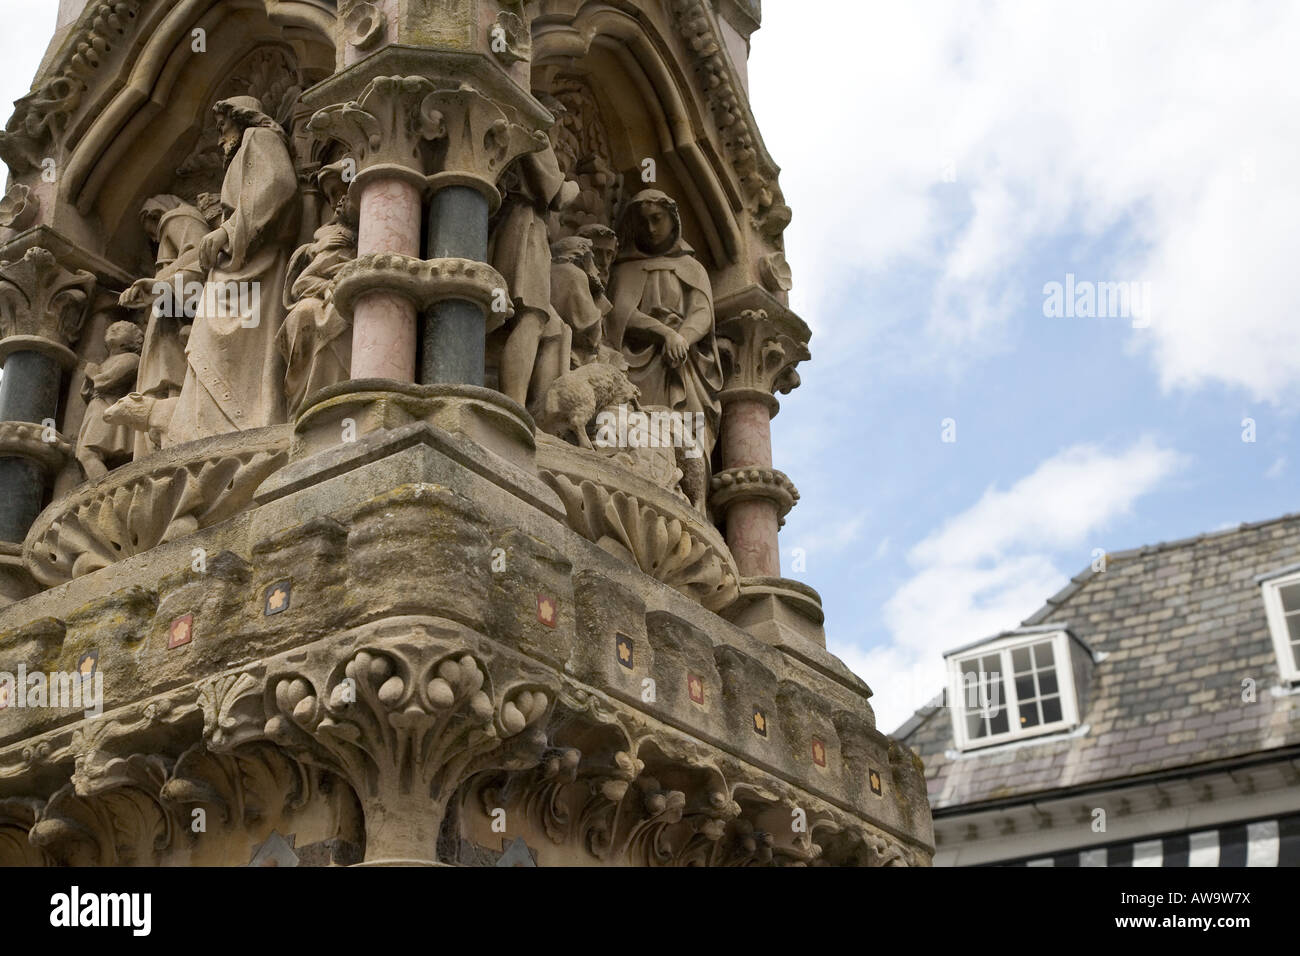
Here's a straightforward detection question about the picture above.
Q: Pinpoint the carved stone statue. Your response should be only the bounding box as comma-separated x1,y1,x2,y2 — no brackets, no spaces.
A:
528,236,605,406
117,195,209,458
607,189,723,462
489,98,580,407
275,161,357,418
164,95,300,445
75,321,144,480
577,223,618,292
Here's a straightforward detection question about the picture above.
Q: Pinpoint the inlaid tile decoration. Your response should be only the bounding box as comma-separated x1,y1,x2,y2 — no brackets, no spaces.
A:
616,633,634,669
537,594,558,628
264,580,292,616
687,673,704,705
169,614,194,649
812,737,827,767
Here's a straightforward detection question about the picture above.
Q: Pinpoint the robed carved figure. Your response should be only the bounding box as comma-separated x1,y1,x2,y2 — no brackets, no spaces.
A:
167,96,300,445
117,195,208,458
276,161,357,418
607,189,723,460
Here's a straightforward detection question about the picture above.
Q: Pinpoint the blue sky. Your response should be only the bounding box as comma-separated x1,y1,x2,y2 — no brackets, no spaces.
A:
4,2,1298,731
748,0,1300,729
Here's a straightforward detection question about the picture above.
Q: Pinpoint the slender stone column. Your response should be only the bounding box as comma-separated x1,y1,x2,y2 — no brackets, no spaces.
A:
308,76,443,383
352,175,423,381
0,247,92,543
423,185,490,384
417,85,544,386
714,305,809,578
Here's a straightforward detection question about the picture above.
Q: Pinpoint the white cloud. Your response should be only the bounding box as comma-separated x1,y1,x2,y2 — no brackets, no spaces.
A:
750,0,1300,398
831,439,1186,732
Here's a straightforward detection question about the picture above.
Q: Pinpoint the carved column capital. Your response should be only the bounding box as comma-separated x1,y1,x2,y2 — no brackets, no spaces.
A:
716,307,811,414
422,83,548,212
307,75,445,193
0,246,95,368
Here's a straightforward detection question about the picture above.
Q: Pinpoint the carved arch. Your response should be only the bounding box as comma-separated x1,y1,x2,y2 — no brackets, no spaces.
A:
54,1,335,242
532,1,749,269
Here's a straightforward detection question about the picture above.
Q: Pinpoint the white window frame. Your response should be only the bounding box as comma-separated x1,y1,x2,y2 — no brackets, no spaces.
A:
946,630,1081,751
1259,570,1300,684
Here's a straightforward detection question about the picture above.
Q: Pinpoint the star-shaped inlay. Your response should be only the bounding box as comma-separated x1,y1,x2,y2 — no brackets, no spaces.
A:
753,708,767,737
264,580,292,616
537,595,557,628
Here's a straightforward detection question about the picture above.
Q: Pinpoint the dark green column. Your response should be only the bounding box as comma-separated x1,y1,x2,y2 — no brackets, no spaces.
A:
421,185,490,386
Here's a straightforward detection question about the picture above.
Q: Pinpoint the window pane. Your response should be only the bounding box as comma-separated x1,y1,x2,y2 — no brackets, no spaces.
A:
1291,641,1300,671
988,706,1009,735
1038,670,1059,695
1287,615,1300,646
985,669,1006,713
1016,675,1036,701
1012,647,1032,674
1033,641,1054,666
982,655,1001,680
1280,582,1300,611
966,711,987,739
1042,696,1063,723
961,658,980,682
1020,702,1040,728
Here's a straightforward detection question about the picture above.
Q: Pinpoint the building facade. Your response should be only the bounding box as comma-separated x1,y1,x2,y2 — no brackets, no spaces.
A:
900,516,1300,866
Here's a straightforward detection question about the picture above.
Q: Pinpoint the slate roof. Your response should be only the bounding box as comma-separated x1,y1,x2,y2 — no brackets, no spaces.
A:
898,513,1300,811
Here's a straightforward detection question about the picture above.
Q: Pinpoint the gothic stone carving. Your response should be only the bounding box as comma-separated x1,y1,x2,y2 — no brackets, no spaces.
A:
0,1,143,175
0,247,96,366
24,426,290,586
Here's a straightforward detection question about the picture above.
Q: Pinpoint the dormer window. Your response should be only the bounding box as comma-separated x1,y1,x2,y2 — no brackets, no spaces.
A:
946,630,1084,750
1258,570,1300,683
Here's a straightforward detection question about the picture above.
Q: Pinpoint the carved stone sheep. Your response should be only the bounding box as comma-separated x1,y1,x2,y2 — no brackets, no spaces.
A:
539,362,640,449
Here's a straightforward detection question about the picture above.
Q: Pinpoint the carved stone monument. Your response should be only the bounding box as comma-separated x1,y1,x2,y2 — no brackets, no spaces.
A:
0,0,932,867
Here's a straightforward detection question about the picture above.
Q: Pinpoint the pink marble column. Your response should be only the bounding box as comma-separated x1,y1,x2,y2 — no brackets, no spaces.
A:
722,398,774,469
351,176,423,381
727,497,782,577
721,396,782,578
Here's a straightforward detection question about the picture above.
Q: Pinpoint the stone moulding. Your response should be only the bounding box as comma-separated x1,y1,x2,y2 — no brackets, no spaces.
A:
536,435,740,613
709,466,799,522
332,253,513,324
0,1,144,175
0,618,929,866
669,0,791,240
0,422,73,475
23,426,291,586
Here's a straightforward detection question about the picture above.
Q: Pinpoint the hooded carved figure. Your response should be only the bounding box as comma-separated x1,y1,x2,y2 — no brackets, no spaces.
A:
607,189,723,460
164,95,300,445
118,194,209,458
